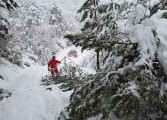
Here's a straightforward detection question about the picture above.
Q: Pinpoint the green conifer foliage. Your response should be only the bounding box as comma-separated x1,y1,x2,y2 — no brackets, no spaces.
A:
59,44,167,120
65,1,120,52
65,1,121,70
59,1,167,120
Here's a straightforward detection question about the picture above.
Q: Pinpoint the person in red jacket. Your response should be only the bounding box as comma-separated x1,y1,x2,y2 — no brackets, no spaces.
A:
48,56,61,76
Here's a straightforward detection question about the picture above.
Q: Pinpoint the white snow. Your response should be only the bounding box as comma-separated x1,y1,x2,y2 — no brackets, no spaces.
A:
151,10,167,74
0,44,96,120
123,4,167,97
127,4,146,26
116,1,167,98
1,0,167,119
0,63,72,120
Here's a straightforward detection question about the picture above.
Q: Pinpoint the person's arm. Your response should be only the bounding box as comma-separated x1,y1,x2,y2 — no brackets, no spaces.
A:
56,60,61,63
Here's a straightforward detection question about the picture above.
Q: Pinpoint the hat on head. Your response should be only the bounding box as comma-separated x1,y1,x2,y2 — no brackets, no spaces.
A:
52,56,56,59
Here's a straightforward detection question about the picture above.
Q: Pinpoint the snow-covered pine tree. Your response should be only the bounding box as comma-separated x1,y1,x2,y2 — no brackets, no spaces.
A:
64,1,122,69
0,0,18,49
149,0,167,17
65,0,102,69
49,4,62,25
59,1,167,120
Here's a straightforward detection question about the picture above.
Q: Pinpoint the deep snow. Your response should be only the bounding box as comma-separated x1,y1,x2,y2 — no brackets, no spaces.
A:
0,47,95,120
1,0,167,120
0,65,71,120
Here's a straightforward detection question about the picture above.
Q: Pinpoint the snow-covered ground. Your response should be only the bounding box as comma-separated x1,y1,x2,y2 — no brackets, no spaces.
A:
0,42,97,120
0,65,71,120
0,47,95,120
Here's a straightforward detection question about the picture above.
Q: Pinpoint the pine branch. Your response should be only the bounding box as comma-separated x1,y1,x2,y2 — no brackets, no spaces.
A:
0,3,5,8
115,42,138,45
113,32,131,43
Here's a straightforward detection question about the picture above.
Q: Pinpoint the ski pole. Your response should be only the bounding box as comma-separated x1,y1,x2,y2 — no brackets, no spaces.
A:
60,56,66,62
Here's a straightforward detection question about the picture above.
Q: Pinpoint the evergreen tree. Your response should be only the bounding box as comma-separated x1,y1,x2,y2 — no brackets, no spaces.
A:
149,0,167,17
49,4,62,25
59,41,167,120
65,0,101,70
64,1,125,69
59,1,167,120
65,0,113,70
0,0,18,49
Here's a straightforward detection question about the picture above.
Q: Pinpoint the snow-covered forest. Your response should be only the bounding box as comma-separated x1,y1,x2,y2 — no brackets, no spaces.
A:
0,0,167,120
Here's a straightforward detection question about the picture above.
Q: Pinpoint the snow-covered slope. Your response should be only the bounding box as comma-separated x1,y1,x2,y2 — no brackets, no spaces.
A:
0,65,71,120
0,44,96,120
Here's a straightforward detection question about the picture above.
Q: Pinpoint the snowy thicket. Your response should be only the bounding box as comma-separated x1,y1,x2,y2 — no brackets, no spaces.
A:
59,0,167,120
1,0,167,120
6,1,68,66
0,0,86,67
0,0,19,50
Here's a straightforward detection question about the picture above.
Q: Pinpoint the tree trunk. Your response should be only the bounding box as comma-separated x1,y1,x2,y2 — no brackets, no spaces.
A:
94,0,99,70
96,51,100,70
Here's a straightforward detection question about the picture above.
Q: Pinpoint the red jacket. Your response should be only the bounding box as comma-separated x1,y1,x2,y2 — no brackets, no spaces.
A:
48,56,61,68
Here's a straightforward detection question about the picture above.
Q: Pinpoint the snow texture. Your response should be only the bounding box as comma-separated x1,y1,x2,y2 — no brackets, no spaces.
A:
1,0,167,119
0,65,71,120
